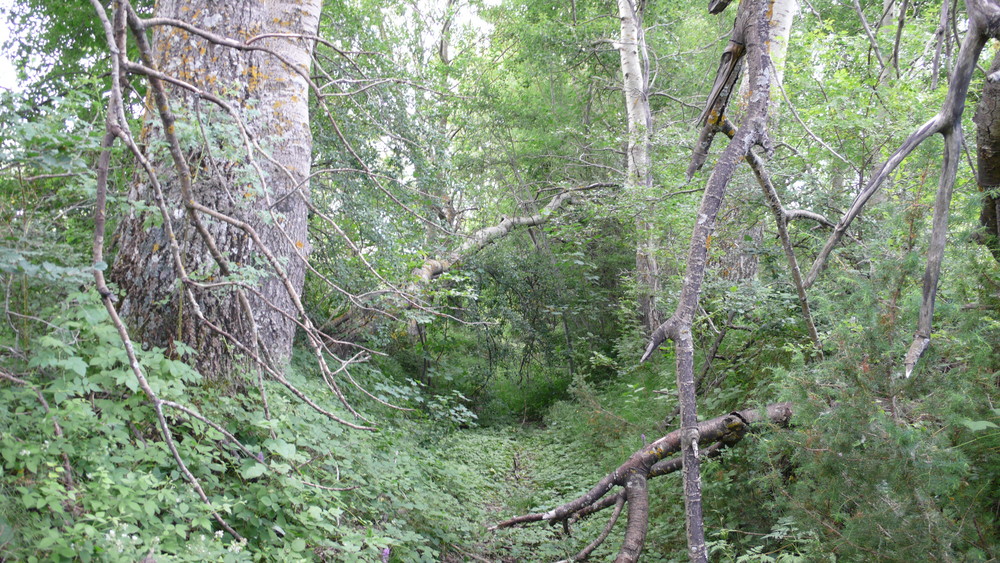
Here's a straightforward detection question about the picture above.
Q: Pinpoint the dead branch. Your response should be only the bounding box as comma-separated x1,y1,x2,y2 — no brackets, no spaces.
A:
492,403,793,558
704,113,826,352
618,472,649,563
560,495,626,562
89,0,242,538
688,11,747,178
638,2,776,559
746,147,822,350
412,185,608,284
805,0,1000,377
569,441,730,523
853,0,888,76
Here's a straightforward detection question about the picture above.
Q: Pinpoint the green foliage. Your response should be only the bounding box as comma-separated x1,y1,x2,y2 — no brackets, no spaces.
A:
3,0,1000,561
0,291,503,561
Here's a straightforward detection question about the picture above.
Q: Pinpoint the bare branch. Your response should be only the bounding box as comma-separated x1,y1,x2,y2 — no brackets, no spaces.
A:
853,0,887,75
492,403,793,532
561,495,625,562
412,185,606,284
745,146,822,351
90,0,246,539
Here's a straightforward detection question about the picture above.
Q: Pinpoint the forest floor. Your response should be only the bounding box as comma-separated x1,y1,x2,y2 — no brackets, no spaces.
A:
434,424,641,562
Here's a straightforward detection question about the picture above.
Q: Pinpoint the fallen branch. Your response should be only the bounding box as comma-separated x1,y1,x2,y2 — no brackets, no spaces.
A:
412,184,612,284
492,403,793,560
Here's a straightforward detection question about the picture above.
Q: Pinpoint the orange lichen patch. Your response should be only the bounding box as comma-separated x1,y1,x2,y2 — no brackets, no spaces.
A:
153,243,160,253
243,66,272,92
295,241,304,249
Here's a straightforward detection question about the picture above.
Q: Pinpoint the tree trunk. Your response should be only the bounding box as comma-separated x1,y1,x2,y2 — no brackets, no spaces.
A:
974,51,1000,263
642,1,774,559
111,0,321,379
736,0,797,111
711,0,797,287
617,0,662,334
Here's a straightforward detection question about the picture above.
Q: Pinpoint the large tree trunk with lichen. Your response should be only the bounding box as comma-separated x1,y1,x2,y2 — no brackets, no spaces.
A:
974,52,1000,263
111,0,321,379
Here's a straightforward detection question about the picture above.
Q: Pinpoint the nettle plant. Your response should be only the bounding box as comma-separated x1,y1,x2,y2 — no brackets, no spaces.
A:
0,292,248,561
1,288,496,561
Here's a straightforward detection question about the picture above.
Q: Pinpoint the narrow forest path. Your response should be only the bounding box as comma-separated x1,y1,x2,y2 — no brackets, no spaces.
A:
435,425,650,562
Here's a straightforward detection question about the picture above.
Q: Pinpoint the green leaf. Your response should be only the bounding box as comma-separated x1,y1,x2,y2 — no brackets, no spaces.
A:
264,438,296,459
270,462,291,475
240,461,268,479
959,418,999,432
290,538,306,552
60,357,88,377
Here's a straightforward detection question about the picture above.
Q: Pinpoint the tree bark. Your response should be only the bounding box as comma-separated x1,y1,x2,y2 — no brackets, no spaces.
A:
642,1,774,559
974,51,1000,263
617,0,663,334
616,473,649,563
737,0,797,109
111,0,321,379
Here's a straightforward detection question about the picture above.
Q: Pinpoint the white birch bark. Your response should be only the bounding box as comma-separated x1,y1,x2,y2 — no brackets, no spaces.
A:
617,0,662,334
738,0,798,111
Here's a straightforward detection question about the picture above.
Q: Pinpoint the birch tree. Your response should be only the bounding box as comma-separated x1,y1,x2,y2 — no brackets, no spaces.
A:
617,0,663,334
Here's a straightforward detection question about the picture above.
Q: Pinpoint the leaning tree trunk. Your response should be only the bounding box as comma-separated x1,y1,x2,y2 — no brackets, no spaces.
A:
617,0,663,334
704,0,797,288
111,0,321,379
642,0,774,559
974,51,1000,263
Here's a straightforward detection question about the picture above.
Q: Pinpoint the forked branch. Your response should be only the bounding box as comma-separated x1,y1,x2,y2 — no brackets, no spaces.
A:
492,403,793,562
805,0,1000,377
